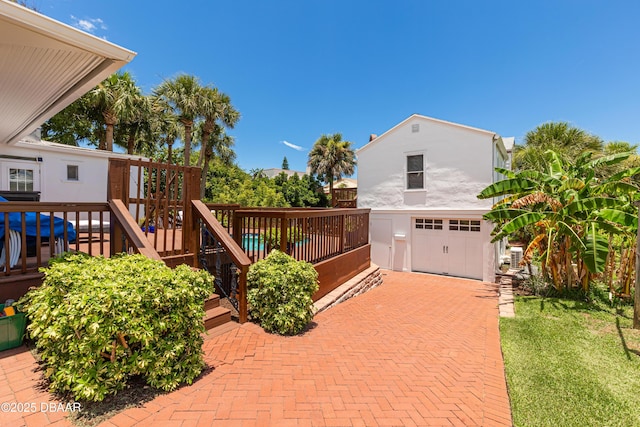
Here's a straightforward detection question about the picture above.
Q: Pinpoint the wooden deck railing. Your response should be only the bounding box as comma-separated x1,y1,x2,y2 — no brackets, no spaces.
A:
331,188,357,208
1,202,108,276
109,199,162,261
2,158,370,320
231,207,369,264
0,200,161,277
192,200,251,323
108,158,201,266
206,203,240,234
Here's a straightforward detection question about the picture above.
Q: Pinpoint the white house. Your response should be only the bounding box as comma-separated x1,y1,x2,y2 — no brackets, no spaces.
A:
356,114,510,283
1,137,144,203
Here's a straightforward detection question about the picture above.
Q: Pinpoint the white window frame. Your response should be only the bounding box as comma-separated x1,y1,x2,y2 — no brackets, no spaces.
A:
405,153,425,190
8,167,35,191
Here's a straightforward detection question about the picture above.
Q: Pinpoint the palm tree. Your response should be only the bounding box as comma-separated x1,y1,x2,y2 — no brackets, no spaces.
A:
119,94,153,155
307,133,356,195
88,71,141,151
513,122,604,171
154,74,205,165
149,97,181,163
194,87,240,197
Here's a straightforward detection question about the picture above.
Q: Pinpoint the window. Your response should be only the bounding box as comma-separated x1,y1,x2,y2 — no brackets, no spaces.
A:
67,165,79,181
9,168,34,191
415,218,443,230
411,124,420,133
407,154,424,189
449,220,481,232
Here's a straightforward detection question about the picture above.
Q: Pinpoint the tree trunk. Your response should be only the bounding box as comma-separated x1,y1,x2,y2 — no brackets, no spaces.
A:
200,145,212,199
105,123,115,151
127,134,135,154
183,121,192,166
167,141,173,165
127,124,139,154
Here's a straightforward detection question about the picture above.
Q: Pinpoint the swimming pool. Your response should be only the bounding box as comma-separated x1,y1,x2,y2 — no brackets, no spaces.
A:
241,233,265,251
240,233,309,252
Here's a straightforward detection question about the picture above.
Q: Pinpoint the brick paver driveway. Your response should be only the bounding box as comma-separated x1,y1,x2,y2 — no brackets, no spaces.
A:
2,271,512,426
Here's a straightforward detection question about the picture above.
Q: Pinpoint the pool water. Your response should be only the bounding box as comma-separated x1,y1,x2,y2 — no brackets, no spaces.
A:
241,233,264,251
240,233,309,251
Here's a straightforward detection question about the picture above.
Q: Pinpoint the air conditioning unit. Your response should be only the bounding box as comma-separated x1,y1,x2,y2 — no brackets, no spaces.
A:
511,247,523,268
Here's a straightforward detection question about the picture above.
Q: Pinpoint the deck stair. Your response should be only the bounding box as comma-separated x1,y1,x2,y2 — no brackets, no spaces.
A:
203,293,232,331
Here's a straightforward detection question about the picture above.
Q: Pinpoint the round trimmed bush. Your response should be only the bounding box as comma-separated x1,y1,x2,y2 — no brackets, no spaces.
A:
247,250,319,335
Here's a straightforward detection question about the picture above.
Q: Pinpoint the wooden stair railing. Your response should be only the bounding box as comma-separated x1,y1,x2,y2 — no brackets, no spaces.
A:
108,199,162,261
192,200,252,323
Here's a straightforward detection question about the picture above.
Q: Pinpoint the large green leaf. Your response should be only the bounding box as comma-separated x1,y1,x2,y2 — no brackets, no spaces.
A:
483,208,533,222
587,151,631,169
562,197,623,216
596,182,639,197
490,212,546,242
582,224,609,273
597,208,638,229
608,166,640,182
494,167,515,178
516,170,562,187
477,178,537,199
545,150,566,178
557,178,585,192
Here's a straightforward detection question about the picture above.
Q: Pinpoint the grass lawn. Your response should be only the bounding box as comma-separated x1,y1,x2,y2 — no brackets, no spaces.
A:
501,295,640,427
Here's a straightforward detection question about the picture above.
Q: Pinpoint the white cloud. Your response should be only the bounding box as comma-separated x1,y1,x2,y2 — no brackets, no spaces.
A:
70,15,107,34
281,140,305,151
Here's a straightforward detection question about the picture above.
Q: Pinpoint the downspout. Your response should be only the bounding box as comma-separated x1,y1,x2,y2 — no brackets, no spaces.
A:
491,133,505,277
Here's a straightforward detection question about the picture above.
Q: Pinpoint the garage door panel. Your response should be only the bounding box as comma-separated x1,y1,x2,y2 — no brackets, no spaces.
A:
411,219,446,274
411,217,483,280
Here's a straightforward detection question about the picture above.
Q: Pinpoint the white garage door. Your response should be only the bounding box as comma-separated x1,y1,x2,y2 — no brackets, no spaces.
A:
411,218,483,280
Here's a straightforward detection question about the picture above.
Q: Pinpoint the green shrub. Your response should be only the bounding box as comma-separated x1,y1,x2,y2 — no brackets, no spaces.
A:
19,253,213,402
247,250,318,335
260,226,305,250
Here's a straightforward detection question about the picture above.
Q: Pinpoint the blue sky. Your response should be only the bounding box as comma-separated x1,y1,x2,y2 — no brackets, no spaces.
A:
35,0,640,173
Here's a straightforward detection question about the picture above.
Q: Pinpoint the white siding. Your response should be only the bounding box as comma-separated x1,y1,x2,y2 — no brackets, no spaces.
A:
1,139,142,203
358,116,496,211
358,115,507,282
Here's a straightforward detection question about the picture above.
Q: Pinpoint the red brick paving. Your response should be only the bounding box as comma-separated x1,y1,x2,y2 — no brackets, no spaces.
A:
0,271,512,426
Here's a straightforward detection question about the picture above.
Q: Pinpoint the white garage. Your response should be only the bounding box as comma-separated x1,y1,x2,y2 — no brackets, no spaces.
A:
411,217,484,280
356,114,509,284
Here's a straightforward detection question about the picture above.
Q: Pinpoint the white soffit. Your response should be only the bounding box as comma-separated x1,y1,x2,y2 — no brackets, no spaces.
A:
0,0,136,145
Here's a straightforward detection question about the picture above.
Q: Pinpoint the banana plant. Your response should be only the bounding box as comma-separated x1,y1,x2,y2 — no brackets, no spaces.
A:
478,149,639,292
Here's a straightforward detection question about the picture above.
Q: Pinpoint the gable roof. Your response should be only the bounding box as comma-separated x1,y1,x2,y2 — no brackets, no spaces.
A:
0,0,136,145
357,114,497,154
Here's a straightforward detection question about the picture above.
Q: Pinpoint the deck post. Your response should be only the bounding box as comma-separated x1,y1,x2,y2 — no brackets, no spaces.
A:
107,159,129,256
238,266,248,323
280,214,288,253
183,167,201,267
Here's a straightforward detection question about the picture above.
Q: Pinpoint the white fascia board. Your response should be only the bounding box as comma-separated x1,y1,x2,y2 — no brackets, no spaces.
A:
16,139,149,161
